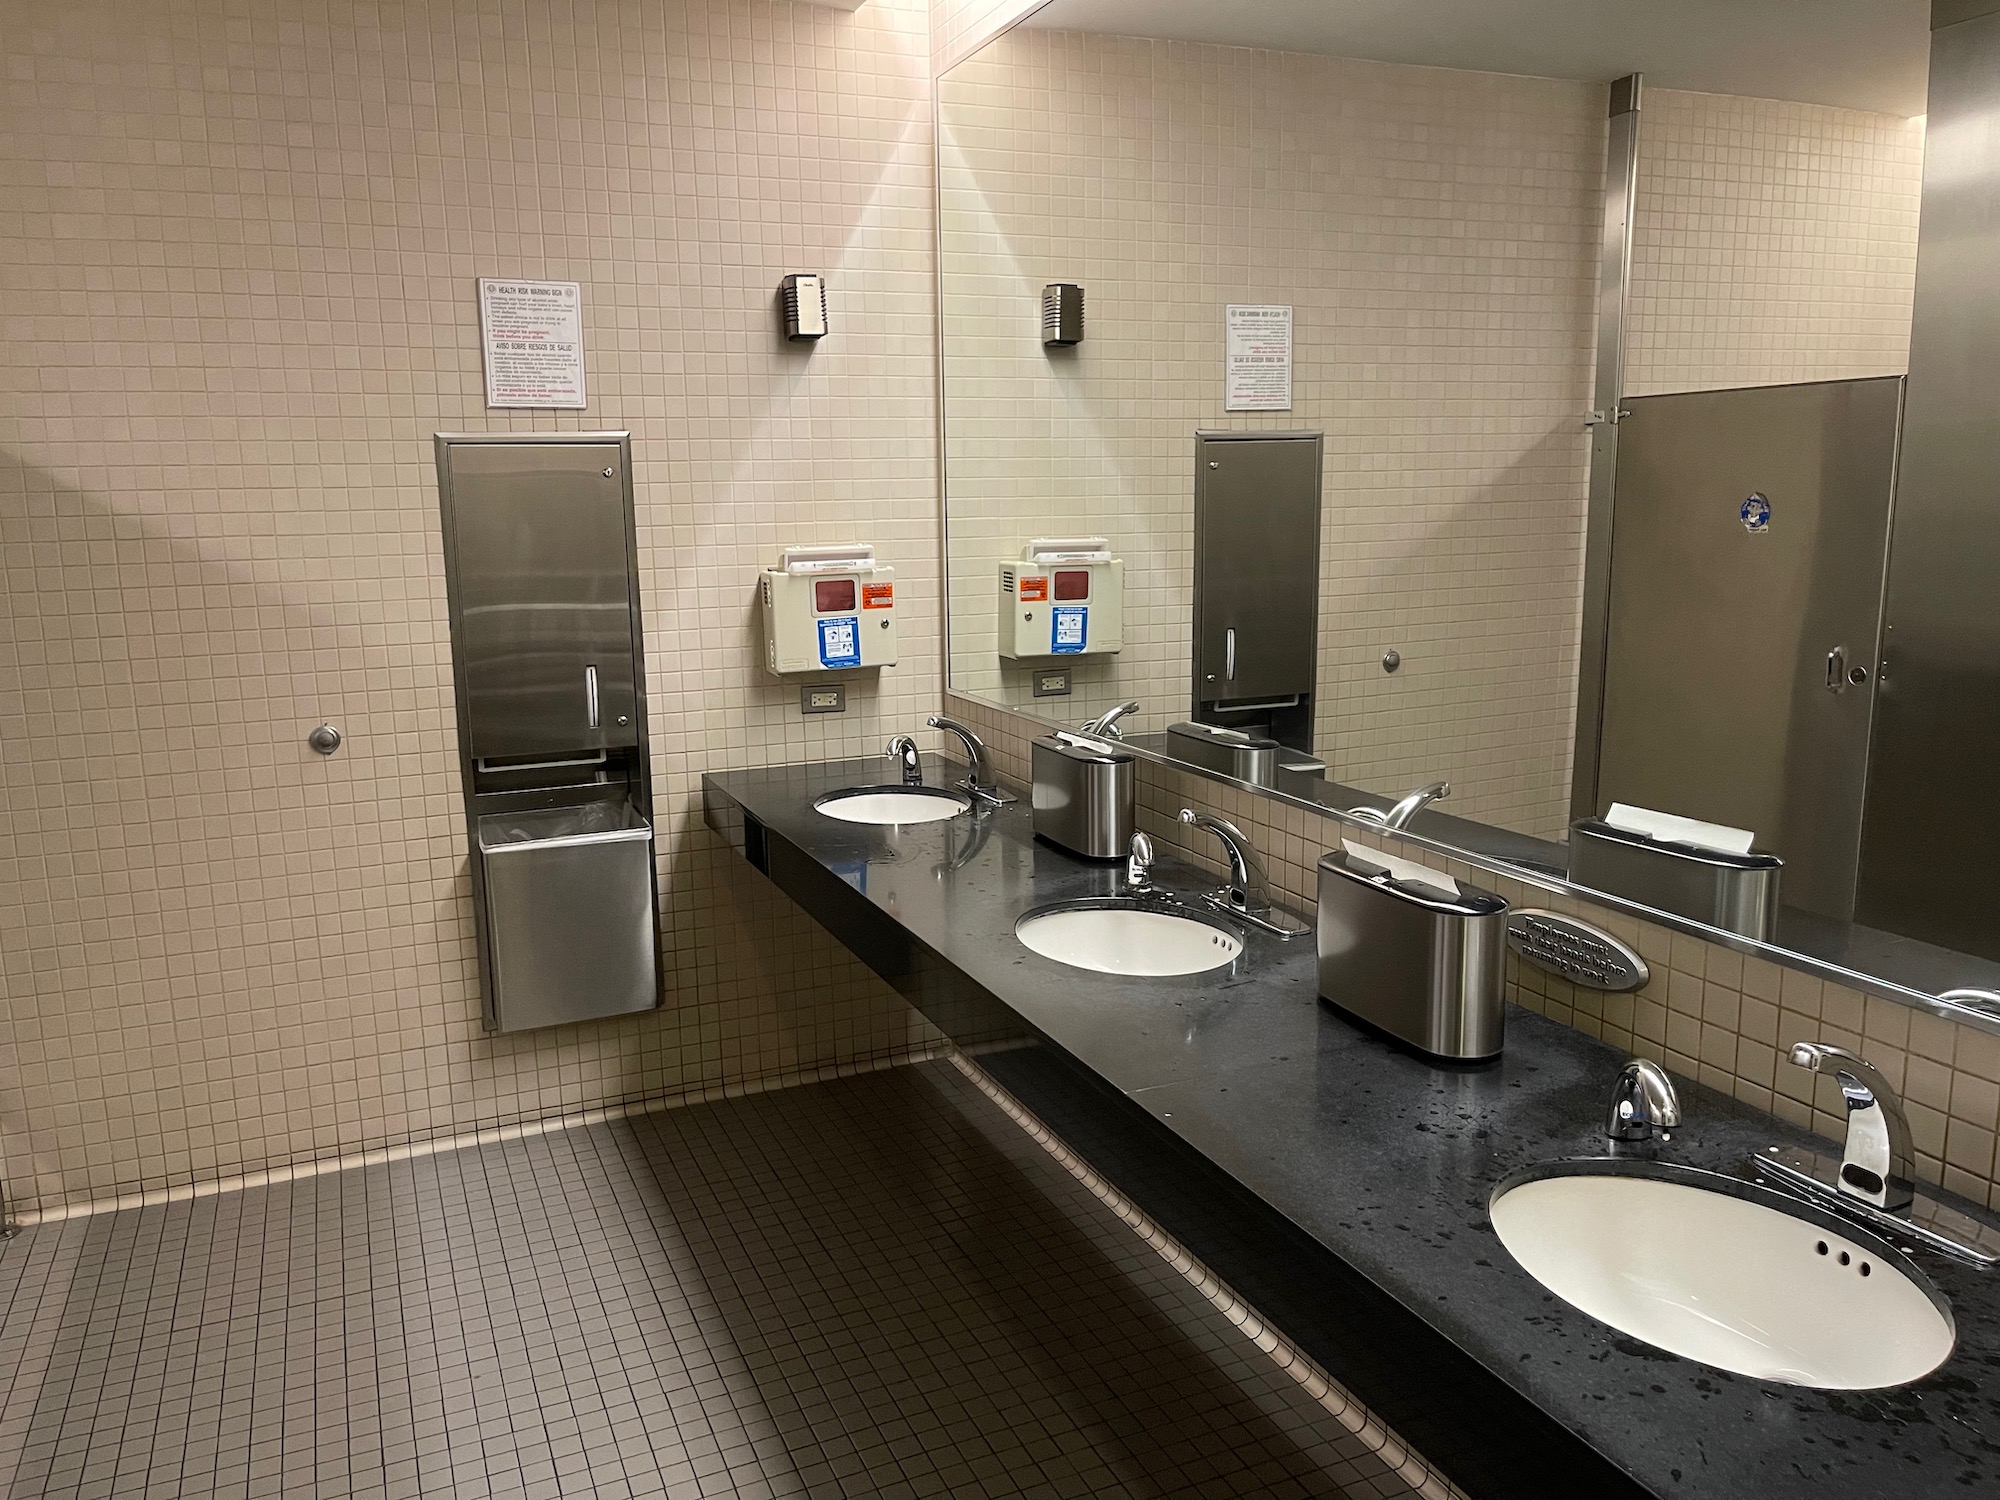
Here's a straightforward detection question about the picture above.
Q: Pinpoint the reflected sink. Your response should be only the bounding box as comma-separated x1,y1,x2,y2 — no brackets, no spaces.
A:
1490,1160,1953,1389
1016,899,1243,977
815,786,971,825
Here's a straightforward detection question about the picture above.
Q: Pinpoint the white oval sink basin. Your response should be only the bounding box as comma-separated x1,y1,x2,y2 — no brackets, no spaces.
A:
1491,1162,1953,1389
815,786,970,825
1016,902,1243,977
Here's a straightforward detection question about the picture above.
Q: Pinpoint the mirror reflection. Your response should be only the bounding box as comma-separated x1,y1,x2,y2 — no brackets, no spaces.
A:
939,1,2000,995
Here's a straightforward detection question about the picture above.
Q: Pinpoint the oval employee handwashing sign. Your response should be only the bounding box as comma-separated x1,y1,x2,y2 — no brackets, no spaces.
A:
1741,492,1772,533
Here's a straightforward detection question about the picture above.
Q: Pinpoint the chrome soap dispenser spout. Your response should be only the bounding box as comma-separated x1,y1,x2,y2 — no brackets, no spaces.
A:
1126,831,1154,891
1606,1058,1681,1143
886,735,922,787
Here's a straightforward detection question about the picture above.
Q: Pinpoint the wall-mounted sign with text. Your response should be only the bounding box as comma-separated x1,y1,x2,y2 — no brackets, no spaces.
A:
478,278,587,409
1224,303,1292,412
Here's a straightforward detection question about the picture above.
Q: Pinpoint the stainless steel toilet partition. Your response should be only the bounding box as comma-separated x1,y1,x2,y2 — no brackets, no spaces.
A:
437,432,662,1032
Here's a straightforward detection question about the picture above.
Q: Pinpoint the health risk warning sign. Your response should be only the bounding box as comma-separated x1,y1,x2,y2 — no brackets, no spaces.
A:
478,279,587,409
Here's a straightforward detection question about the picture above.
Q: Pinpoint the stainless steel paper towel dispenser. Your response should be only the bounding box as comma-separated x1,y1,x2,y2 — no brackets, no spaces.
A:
1031,732,1134,859
1166,721,1280,785
437,432,662,1032
1568,817,1782,942
1193,431,1322,751
1317,849,1509,1062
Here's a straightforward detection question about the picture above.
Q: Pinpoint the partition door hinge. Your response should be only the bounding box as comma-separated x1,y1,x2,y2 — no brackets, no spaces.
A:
1584,408,1631,428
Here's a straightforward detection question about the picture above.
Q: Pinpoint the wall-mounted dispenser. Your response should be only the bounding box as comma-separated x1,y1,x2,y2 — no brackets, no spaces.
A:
436,431,662,1034
1193,430,1322,750
762,543,898,673
999,538,1123,659
1042,283,1083,346
781,273,827,341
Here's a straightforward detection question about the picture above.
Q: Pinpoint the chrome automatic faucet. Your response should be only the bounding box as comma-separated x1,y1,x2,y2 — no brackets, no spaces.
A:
1788,1042,1915,1211
1081,700,1140,739
886,734,922,787
1350,780,1451,831
1176,810,1309,936
1606,1058,1681,1142
1178,810,1273,914
1748,1040,2000,1263
926,714,1016,806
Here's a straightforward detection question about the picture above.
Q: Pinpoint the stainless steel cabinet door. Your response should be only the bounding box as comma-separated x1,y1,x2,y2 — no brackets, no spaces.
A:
1194,432,1322,706
1598,377,1901,921
441,438,639,760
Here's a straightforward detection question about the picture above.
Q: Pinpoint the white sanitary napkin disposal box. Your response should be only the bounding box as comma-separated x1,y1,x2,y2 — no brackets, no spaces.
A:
761,544,898,674
998,538,1123,659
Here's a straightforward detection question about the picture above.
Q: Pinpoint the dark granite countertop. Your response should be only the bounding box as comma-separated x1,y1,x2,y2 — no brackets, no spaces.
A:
703,756,2000,1500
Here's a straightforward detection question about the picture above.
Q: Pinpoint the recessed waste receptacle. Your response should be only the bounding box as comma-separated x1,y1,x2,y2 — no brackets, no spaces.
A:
476,801,659,1032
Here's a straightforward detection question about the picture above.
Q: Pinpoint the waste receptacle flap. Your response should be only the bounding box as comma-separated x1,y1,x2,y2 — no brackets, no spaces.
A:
478,801,651,852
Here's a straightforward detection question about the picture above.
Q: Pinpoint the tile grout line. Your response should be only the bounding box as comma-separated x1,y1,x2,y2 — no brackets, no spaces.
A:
16,1046,955,1229
947,1048,1471,1500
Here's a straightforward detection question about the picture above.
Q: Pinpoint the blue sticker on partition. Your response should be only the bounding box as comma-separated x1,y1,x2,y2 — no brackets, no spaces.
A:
1051,605,1088,654
1740,493,1772,532
818,615,860,667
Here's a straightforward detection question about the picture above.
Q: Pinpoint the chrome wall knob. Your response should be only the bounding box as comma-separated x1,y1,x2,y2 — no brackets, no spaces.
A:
307,724,343,756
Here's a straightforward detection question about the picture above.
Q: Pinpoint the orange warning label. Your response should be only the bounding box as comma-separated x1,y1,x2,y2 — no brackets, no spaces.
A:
862,582,895,609
1017,575,1049,602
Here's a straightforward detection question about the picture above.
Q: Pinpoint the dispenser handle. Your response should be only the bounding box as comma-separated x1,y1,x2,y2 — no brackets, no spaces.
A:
586,664,601,727
1225,628,1236,682
1825,645,1847,693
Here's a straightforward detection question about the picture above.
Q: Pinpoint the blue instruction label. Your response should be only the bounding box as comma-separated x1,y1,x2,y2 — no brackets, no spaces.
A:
818,616,860,667
1051,606,1088,654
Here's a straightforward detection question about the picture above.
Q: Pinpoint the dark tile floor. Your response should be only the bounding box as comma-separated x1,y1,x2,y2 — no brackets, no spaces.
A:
0,1061,1418,1500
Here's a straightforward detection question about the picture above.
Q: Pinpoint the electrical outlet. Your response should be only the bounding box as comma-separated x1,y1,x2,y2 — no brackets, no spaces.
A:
1032,669,1073,698
800,685,846,715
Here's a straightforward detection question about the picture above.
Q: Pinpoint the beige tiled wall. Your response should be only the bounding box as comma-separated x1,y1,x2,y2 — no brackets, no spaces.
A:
939,30,1601,840
932,0,1041,76
946,690,2000,1216
0,0,947,1215
1626,89,1924,396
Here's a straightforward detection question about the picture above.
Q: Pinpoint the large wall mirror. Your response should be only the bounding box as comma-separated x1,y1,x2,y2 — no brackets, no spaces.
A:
938,0,2000,1015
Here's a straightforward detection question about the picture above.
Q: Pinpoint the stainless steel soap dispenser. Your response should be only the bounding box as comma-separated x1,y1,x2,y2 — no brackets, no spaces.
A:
1031,731,1135,860
1316,847,1509,1062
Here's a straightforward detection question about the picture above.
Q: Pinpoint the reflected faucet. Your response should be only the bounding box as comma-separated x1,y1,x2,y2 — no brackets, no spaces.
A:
926,714,1016,807
1788,1043,1916,1211
1081,700,1140,739
1350,779,1451,831
886,735,922,787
